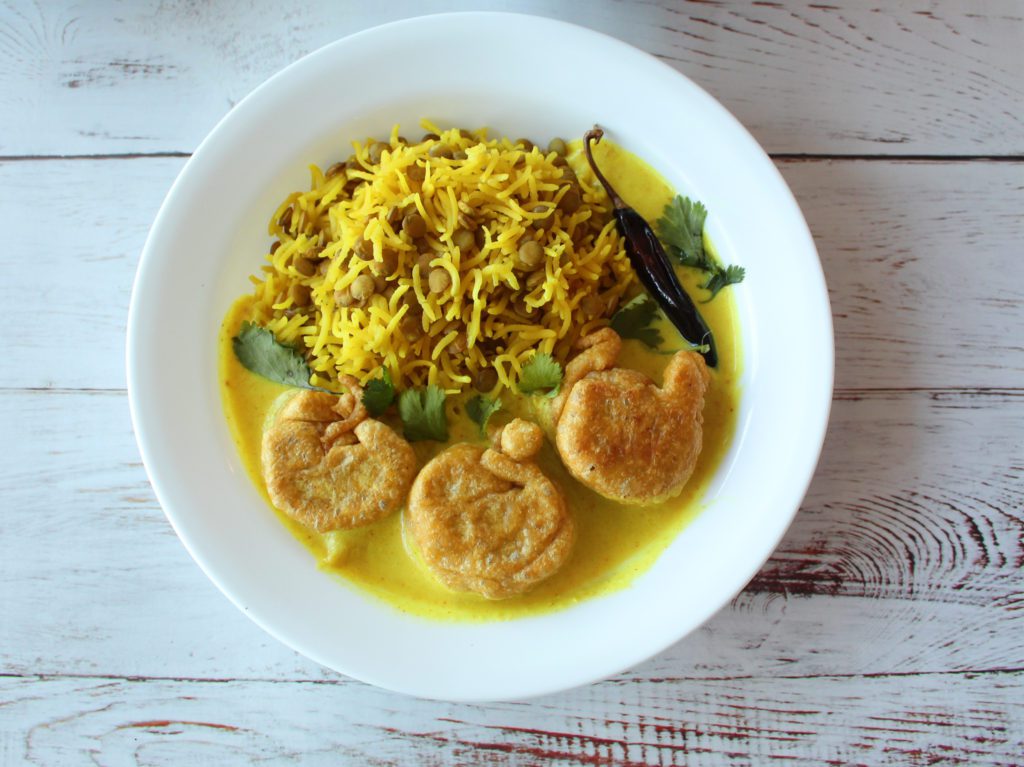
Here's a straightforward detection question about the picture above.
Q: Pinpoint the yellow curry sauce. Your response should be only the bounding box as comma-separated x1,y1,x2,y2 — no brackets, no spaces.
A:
219,139,741,621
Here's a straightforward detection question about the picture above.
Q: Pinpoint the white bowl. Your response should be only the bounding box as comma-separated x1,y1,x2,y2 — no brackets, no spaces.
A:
128,12,832,701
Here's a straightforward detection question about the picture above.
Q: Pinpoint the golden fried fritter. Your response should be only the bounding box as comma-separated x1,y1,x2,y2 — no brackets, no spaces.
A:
407,419,573,599
261,379,416,532
553,328,710,504
550,327,622,423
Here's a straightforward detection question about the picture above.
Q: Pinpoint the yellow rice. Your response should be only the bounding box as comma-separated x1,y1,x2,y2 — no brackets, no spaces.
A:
247,121,634,392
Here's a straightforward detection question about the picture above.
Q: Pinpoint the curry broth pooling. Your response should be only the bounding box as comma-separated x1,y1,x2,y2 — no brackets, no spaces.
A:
218,138,741,621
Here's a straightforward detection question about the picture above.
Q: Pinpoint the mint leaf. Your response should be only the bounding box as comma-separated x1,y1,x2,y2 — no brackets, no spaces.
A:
398,385,448,441
610,295,664,349
518,352,562,397
466,395,502,437
232,321,314,389
362,368,395,416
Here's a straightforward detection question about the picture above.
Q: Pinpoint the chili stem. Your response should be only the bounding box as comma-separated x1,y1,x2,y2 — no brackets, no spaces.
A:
583,127,626,210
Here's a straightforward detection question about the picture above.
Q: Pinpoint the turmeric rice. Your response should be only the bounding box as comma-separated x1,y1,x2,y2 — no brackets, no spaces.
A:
246,121,634,393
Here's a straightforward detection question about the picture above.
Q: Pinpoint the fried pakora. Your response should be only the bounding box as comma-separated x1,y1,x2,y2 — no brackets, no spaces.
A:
407,419,573,599
552,328,710,504
261,379,416,531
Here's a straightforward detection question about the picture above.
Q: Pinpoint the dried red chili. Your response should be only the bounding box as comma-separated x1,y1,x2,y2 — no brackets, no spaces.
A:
584,128,718,367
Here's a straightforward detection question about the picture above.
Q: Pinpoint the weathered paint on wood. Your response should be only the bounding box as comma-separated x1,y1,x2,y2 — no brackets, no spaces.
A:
0,1,1021,157
765,389,1024,608
3,673,1023,766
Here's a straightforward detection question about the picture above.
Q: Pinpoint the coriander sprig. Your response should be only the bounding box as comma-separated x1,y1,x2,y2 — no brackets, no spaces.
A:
656,195,745,300
362,368,395,416
610,295,664,349
517,353,563,397
466,395,502,437
398,385,448,442
232,321,321,390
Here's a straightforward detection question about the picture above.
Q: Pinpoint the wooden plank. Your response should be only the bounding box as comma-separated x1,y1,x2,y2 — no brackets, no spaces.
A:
0,1,1021,157
1,156,1021,391
0,156,173,391
761,388,1024,608
2,387,1021,682
778,158,1024,392
3,672,1022,765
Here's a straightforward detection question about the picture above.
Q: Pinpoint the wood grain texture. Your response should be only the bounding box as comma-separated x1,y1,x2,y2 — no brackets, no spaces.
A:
765,389,1024,610
3,672,1023,766
780,159,1024,391
1,157,1021,391
0,156,159,390
0,0,1021,157
2,387,1021,683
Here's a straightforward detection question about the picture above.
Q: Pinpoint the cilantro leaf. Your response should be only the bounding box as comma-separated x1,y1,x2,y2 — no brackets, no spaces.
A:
656,195,707,266
466,395,502,437
398,385,448,441
517,353,563,397
232,321,314,389
362,368,395,416
610,295,664,349
702,264,747,301
656,194,745,300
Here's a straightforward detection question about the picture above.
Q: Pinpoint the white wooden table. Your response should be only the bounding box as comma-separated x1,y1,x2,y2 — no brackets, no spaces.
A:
2,1,1022,763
